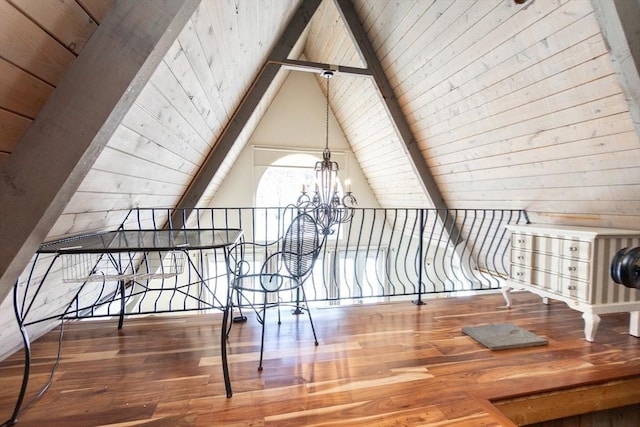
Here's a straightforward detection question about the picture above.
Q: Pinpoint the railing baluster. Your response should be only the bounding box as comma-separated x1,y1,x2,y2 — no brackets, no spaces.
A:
414,209,425,305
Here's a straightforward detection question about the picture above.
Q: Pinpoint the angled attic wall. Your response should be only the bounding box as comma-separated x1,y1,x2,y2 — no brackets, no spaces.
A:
302,0,442,210
591,0,640,137
0,0,302,362
0,0,201,362
0,0,115,161
339,0,640,228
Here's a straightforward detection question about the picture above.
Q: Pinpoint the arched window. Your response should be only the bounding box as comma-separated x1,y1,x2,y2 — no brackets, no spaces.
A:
256,154,318,208
255,153,345,241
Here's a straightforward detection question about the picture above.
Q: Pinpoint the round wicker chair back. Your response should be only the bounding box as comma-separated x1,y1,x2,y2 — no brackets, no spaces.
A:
282,213,320,279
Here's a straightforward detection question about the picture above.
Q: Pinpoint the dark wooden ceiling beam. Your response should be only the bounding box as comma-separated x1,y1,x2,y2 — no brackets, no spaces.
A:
333,0,448,211
0,0,200,303
332,0,464,252
591,0,640,139
172,0,323,226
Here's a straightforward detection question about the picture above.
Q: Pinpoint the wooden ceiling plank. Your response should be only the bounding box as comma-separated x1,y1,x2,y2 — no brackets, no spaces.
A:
332,0,447,211
0,58,54,118
0,0,200,304
76,0,114,24
0,108,31,155
0,0,76,85
172,0,323,224
9,0,99,55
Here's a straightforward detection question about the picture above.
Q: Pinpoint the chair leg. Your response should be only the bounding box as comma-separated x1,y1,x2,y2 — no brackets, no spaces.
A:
221,290,233,398
233,287,247,323
258,296,267,371
301,286,318,346
292,287,304,314
277,291,281,325
225,289,234,338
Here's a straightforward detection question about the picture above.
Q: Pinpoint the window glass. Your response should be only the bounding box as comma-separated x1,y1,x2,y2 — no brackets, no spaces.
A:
256,154,316,241
255,152,345,241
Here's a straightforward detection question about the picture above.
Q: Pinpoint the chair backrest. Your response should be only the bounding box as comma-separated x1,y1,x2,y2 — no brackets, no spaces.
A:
281,213,320,279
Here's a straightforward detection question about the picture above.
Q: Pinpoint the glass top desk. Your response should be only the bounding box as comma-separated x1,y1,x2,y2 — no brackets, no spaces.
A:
38,228,242,253
10,228,242,423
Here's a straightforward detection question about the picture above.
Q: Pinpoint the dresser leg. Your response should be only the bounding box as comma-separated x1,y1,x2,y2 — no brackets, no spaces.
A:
582,311,601,342
500,286,512,308
630,311,640,337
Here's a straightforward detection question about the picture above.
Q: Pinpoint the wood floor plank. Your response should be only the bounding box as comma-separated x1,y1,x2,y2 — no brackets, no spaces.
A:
1,292,639,426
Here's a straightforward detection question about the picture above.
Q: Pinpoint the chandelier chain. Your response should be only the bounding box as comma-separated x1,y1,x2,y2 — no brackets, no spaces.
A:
325,76,330,152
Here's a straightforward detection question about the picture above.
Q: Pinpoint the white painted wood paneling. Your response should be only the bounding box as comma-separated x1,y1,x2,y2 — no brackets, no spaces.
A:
0,0,300,361
347,0,639,226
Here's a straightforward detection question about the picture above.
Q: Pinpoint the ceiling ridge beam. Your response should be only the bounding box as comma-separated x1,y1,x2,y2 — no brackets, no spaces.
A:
0,0,200,303
277,58,373,76
172,0,323,226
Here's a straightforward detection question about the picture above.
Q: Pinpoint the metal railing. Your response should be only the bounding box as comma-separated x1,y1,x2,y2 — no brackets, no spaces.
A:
16,207,529,327
7,206,527,426
110,207,528,312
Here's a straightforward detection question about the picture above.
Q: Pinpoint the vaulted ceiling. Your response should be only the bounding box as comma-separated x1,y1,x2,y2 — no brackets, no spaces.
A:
1,0,639,304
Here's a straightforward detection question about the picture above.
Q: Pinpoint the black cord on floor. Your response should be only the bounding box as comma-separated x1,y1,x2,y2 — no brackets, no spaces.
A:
1,317,66,426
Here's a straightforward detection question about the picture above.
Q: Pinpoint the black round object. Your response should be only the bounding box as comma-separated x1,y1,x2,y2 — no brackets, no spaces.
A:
610,247,640,289
611,247,626,284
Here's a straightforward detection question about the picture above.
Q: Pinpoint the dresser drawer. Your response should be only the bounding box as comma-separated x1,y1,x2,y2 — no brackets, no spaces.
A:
511,233,533,250
512,234,562,255
510,265,557,292
558,257,590,281
559,278,590,302
510,264,588,301
559,239,591,260
510,264,531,283
510,247,531,266
512,249,590,282
512,250,560,275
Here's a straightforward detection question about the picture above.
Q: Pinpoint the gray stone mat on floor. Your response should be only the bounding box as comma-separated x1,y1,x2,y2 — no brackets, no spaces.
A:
462,323,548,350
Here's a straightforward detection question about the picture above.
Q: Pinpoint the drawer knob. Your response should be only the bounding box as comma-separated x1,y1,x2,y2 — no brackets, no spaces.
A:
517,239,525,244
568,266,577,272
569,246,578,251
568,285,576,291
516,272,524,277
517,256,524,260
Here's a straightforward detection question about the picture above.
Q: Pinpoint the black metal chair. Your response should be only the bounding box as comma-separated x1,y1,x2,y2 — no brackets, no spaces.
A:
226,211,322,370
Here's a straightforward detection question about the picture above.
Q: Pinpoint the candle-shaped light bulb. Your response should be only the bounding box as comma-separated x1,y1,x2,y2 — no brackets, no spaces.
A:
302,183,306,193
345,178,351,193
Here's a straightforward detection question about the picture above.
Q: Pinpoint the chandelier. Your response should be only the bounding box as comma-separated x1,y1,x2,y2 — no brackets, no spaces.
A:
297,70,357,235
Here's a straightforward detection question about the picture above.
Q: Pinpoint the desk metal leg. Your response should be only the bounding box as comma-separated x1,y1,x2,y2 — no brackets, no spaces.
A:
7,253,55,426
117,278,125,330
8,285,32,426
221,300,232,398
221,250,233,398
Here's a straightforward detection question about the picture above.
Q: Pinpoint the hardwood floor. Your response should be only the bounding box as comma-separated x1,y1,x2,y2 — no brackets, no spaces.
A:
1,292,639,426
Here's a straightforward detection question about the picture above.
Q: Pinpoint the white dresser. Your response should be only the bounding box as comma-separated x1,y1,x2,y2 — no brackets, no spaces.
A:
503,224,640,341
